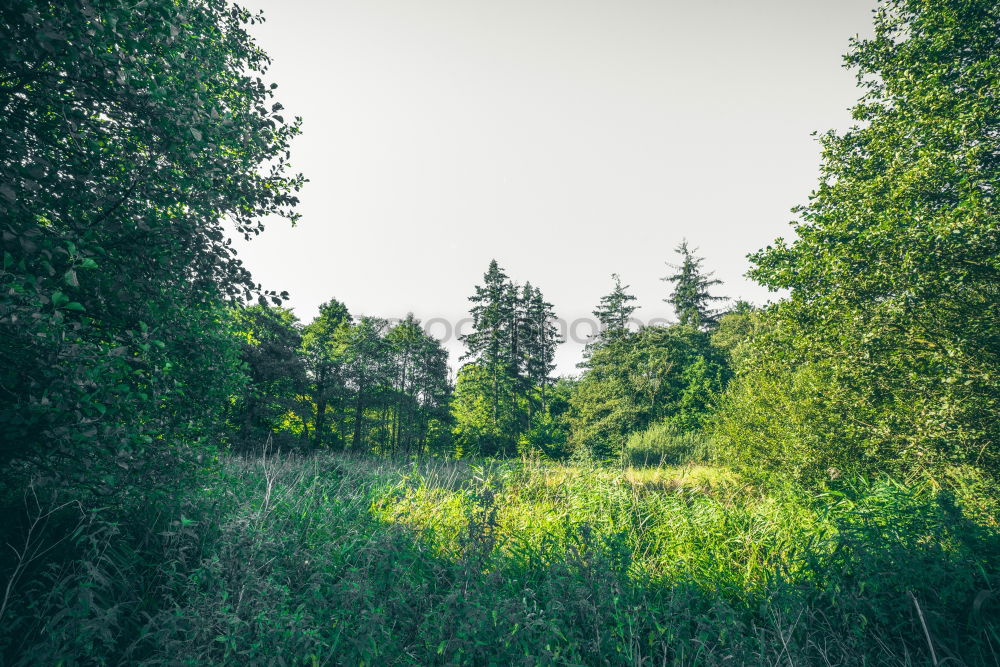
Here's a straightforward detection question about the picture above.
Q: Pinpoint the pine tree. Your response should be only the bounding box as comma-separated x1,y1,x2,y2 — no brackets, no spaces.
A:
662,241,726,329
521,284,560,411
460,260,519,451
590,274,638,352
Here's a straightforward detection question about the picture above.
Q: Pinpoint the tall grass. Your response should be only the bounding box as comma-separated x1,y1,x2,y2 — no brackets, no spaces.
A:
2,452,998,664
624,421,715,467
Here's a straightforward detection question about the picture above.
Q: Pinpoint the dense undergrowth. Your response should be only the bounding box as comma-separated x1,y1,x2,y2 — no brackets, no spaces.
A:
3,452,997,665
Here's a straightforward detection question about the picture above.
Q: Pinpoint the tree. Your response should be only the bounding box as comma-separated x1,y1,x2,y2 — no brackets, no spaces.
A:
457,261,561,456
720,0,1000,481
300,306,454,455
342,317,392,451
662,241,726,330
710,301,758,358
590,274,638,350
301,299,352,448
459,260,520,453
0,0,303,492
520,283,560,413
386,314,452,453
570,326,729,458
228,306,307,451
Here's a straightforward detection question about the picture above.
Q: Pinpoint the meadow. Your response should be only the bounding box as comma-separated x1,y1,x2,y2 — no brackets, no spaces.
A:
7,447,997,665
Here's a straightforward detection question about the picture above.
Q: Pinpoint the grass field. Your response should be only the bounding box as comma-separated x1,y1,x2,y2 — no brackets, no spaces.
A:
6,452,999,665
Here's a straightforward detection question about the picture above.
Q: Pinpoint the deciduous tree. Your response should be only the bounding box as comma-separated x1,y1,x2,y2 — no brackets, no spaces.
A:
0,0,303,491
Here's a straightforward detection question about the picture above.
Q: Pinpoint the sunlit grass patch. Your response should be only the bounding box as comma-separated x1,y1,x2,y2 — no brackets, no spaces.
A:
361,458,814,596
622,463,739,493
370,485,469,557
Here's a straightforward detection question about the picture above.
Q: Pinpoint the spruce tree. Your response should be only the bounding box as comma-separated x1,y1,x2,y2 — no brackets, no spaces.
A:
520,284,560,412
458,261,561,454
662,241,726,329
590,273,638,350
460,260,519,452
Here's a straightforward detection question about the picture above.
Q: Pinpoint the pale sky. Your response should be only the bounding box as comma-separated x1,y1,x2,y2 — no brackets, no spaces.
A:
232,0,878,375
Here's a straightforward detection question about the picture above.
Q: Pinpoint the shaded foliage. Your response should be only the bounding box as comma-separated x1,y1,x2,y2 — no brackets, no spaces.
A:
228,306,307,452
0,0,302,494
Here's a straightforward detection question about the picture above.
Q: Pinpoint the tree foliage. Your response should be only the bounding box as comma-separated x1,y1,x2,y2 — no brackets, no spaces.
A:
662,240,726,330
718,0,1000,481
301,299,352,448
0,0,302,491
570,326,729,458
456,260,560,456
228,306,307,452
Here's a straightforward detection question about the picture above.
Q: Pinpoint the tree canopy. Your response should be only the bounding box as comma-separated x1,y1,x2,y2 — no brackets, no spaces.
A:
662,240,726,330
719,0,1000,480
1,0,303,489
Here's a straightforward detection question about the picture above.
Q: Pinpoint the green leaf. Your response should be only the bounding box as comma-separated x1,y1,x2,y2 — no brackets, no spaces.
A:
64,269,79,287
64,302,86,311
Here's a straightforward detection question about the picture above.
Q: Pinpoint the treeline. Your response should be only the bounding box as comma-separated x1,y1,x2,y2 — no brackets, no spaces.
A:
226,260,565,460
228,304,452,455
566,246,738,459
444,248,742,463
230,247,740,465
559,0,1000,485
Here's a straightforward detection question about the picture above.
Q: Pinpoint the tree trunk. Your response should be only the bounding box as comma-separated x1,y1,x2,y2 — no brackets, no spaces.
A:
351,391,364,450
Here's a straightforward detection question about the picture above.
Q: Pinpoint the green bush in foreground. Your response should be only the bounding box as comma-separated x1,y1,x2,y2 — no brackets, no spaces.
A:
3,453,997,665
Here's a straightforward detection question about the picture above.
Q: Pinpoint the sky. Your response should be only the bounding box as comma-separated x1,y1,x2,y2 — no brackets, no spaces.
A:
232,0,878,376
